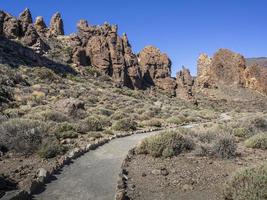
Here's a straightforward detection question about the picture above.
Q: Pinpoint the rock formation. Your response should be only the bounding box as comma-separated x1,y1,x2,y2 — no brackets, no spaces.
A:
34,16,47,34
196,49,246,88
196,49,267,95
49,12,64,37
176,67,194,99
0,8,266,96
19,8,32,24
244,65,267,95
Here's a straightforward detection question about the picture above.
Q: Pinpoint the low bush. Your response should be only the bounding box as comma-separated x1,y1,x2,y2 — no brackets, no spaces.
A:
232,127,251,138
55,131,78,139
244,133,267,150
38,138,67,159
212,134,237,159
224,164,267,200
111,112,129,120
43,110,69,122
54,122,75,132
136,130,195,158
76,116,103,133
112,118,137,131
0,118,47,154
141,118,162,127
166,116,188,125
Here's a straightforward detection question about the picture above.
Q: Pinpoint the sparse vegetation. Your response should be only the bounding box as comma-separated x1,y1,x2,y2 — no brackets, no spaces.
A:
136,130,195,157
244,133,267,150
76,116,103,133
212,134,237,159
112,118,137,131
224,164,267,200
38,137,67,159
0,118,47,154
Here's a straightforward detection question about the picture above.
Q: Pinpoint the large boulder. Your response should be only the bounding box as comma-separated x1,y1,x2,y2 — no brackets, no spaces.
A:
54,98,86,118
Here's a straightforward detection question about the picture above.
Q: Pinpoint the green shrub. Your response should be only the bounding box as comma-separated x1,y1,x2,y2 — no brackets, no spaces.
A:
141,119,162,127
43,110,69,122
38,137,67,159
232,127,251,138
76,116,103,133
224,164,267,200
212,134,237,159
33,67,59,81
55,122,75,133
166,116,187,125
103,129,114,135
85,66,101,77
0,118,47,154
111,112,129,120
136,131,194,158
112,118,137,131
245,133,267,150
56,131,78,139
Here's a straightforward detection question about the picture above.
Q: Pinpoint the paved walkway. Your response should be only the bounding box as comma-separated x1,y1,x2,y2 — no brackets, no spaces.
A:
34,130,164,200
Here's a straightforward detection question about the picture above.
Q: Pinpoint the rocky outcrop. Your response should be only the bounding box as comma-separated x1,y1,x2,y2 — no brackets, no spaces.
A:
48,12,64,37
0,9,177,91
196,49,267,95
19,8,32,24
138,46,171,86
54,98,86,118
196,49,246,88
244,65,267,95
176,67,194,99
34,16,47,34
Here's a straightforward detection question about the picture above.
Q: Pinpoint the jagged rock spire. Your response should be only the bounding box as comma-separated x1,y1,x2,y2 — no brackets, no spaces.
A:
34,16,47,31
19,8,32,24
49,12,64,36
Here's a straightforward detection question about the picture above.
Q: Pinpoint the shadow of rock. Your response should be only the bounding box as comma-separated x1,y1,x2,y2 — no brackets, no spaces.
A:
0,36,76,75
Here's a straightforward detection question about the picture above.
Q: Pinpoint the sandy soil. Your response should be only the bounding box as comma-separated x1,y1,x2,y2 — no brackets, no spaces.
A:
125,145,267,200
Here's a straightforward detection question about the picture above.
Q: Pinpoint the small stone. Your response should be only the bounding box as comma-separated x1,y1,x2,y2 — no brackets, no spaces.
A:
160,168,169,176
141,172,147,177
182,184,194,191
151,169,161,175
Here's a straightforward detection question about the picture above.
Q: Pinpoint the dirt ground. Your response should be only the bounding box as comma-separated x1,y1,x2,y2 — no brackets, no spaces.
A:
125,144,267,200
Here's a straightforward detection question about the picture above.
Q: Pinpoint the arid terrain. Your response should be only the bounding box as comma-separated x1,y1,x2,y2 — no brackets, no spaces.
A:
0,8,266,200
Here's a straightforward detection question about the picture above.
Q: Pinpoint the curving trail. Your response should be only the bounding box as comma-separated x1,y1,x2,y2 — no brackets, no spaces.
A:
34,113,231,200
34,130,167,200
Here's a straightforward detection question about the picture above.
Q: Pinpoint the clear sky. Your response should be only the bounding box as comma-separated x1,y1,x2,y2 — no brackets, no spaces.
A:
1,0,267,76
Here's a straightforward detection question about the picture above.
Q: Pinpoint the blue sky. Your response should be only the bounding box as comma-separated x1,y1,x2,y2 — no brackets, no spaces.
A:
1,0,267,76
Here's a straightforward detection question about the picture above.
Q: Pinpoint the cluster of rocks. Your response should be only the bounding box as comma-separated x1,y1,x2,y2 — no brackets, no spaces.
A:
0,8,193,97
0,8,266,97
196,49,267,95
